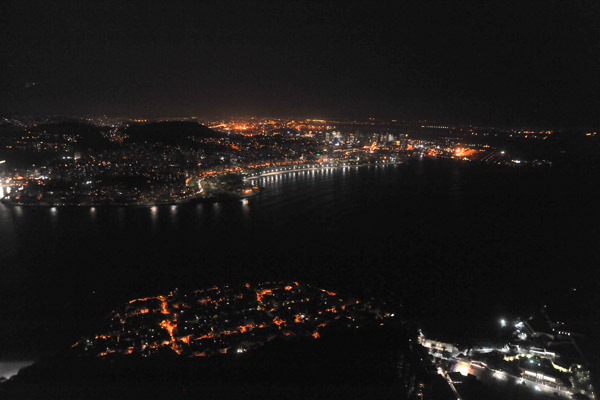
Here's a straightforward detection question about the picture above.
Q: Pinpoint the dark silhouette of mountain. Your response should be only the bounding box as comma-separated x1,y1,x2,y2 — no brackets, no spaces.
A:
32,121,99,135
122,121,222,144
30,121,110,150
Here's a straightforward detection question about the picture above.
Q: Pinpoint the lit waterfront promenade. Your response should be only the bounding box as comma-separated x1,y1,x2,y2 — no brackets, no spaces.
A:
245,160,403,181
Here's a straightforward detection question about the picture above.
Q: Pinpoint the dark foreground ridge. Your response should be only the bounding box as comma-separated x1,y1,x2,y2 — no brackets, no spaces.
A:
0,283,423,400
2,325,409,400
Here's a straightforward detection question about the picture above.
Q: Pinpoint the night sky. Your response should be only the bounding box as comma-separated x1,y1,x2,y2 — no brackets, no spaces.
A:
2,0,600,126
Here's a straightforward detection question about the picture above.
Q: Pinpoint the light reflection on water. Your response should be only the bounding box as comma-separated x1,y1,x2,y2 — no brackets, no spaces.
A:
0,165,393,233
150,205,159,230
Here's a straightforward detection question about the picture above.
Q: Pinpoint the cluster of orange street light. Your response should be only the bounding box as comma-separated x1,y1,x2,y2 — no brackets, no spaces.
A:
76,282,387,359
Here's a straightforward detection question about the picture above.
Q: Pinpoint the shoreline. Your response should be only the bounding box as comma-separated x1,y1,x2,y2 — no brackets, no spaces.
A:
245,160,403,181
0,161,403,207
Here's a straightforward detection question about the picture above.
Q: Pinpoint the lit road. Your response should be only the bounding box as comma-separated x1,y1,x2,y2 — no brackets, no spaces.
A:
439,369,463,400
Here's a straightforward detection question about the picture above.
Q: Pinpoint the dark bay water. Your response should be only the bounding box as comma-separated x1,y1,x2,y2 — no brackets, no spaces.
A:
1,159,599,362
